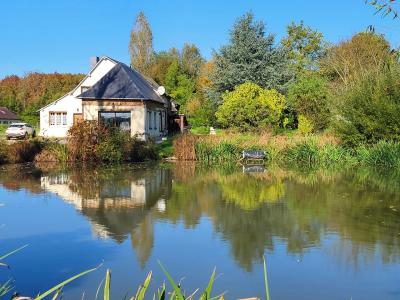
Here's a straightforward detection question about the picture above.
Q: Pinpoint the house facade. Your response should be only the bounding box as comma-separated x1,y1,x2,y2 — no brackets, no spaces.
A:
39,56,172,140
0,107,21,125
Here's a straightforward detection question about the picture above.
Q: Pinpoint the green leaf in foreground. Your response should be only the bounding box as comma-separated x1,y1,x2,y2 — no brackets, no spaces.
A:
34,265,99,300
158,261,185,300
200,268,216,300
263,256,271,300
0,244,29,261
133,271,152,300
104,269,111,300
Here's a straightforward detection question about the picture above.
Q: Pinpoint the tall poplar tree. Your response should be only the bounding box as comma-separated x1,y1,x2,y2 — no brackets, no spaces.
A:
129,11,154,74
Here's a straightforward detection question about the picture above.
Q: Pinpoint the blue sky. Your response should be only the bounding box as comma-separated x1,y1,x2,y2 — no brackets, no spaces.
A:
0,0,398,79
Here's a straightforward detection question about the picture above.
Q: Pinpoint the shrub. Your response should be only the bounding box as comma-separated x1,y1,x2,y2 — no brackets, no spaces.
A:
297,115,314,135
128,138,159,162
7,140,43,163
287,74,330,131
34,143,68,163
0,141,8,164
98,129,130,163
284,140,320,165
334,64,400,146
216,82,285,130
67,121,107,163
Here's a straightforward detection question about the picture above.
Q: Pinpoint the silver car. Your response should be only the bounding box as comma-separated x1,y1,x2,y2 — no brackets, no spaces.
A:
6,123,36,140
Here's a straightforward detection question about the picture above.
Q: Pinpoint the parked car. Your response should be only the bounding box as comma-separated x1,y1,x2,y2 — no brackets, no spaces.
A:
6,123,36,140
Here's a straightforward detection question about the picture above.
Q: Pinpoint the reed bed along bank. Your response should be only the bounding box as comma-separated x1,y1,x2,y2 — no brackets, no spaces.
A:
172,132,400,169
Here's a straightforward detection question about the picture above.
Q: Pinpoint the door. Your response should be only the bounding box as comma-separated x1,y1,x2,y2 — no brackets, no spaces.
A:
73,113,83,125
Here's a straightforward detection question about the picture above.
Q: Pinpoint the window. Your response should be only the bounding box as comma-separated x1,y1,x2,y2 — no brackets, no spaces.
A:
153,111,157,130
148,111,152,129
50,112,67,126
81,86,90,94
99,111,131,132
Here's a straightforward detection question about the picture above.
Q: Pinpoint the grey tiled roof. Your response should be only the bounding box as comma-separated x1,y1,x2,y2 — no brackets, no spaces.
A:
77,63,165,104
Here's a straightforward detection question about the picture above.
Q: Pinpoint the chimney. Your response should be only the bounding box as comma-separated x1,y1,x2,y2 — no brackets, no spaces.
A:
90,56,100,70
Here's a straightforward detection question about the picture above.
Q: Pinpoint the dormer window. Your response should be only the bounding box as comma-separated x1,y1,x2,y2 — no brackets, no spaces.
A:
81,86,90,94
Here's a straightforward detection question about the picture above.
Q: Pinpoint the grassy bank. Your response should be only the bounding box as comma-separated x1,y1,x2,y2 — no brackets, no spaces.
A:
172,132,400,169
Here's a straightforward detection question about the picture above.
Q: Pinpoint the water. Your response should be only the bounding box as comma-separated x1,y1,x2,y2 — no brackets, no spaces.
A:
0,163,400,299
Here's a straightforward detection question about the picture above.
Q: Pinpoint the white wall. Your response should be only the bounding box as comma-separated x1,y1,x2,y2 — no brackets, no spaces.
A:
39,57,117,138
39,94,81,138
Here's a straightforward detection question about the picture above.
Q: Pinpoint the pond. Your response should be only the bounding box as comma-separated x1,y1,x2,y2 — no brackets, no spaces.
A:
0,163,400,299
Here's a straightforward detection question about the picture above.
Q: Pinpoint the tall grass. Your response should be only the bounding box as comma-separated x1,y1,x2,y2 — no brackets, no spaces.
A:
173,133,400,170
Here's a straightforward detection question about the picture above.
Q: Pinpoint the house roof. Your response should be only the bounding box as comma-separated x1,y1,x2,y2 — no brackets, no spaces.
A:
77,62,166,104
0,107,20,120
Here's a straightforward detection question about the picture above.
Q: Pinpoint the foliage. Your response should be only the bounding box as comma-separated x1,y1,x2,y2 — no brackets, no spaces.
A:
181,43,204,78
367,0,399,18
185,93,216,127
216,82,285,130
297,115,314,135
67,121,159,163
129,11,154,75
148,50,179,86
0,73,84,126
281,21,326,74
333,64,400,146
288,74,330,130
7,140,43,163
34,143,68,163
320,32,394,85
211,12,293,95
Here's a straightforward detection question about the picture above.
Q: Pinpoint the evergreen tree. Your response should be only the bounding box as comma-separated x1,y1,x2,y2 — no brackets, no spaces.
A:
211,12,293,94
129,11,154,74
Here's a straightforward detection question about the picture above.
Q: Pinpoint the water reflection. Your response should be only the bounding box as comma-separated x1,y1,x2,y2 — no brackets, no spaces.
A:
1,163,400,273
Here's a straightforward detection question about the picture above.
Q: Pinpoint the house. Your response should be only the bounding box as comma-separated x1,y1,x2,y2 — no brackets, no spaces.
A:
39,56,174,140
0,107,21,125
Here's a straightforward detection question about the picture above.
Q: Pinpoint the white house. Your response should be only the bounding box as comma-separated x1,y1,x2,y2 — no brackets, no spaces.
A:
39,56,173,140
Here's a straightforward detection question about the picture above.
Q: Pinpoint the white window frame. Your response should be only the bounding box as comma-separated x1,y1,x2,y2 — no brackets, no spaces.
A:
50,112,67,126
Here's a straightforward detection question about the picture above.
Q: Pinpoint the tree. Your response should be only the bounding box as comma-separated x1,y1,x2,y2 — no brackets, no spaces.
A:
320,32,393,86
181,43,204,78
281,21,326,75
129,11,154,75
164,60,195,109
334,64,400,146
216,82,285,130
287,74,330,131
211,13,293,94
147,50,179,86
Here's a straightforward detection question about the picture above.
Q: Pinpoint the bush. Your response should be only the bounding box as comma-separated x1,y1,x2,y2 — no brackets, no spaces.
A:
7,140,43,163
334,64,400,146
128,138,159,162
0,141,8,164
34,143,68,163
216,82,285,130
287,74,330,131
297,115,314,135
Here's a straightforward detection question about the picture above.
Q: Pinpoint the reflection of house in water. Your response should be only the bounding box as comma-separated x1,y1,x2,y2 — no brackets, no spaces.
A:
41,168,172,267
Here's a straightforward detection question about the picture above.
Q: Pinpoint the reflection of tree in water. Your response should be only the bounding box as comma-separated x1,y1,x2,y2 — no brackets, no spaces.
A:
159,165,400,271
2,163,400,272
0,165,43,194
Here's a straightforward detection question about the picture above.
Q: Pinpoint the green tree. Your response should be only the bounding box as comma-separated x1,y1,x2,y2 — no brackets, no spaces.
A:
211,12,293,94
281,21,326,75
320,32,393,86
164,60,196,109
288,74,330,131
181,43,204,78
334,64,400,146
216,82,285,130
147,50,178,86
129,11,154,74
